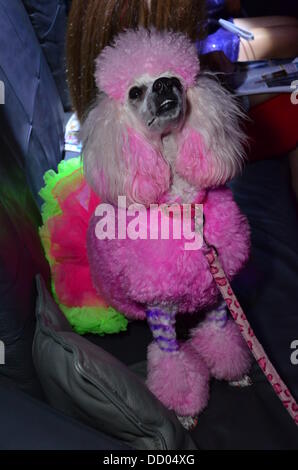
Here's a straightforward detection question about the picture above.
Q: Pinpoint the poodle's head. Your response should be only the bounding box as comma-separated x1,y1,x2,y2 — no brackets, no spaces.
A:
96,27,199,136
126,74,186,135
82,28,246,206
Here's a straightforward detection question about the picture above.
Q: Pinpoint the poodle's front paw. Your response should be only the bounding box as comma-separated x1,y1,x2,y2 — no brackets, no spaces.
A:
191,318,252,381
146,341,210,416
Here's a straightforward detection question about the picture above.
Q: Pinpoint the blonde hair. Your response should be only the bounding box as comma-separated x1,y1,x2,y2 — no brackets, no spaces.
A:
67,0,206,120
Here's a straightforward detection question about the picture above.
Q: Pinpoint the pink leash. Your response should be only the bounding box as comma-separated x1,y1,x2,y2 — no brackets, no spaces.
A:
205,244,298,425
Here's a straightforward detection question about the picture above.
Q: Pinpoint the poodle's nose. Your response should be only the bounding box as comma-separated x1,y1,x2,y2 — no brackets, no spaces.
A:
153,77,182,117
152,77,182,95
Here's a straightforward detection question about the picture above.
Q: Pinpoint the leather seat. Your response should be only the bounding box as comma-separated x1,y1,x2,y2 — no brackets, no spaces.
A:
0,0,65,206
23,0,71,111
0,0,297,450
0,0,67,396
0,118,50,399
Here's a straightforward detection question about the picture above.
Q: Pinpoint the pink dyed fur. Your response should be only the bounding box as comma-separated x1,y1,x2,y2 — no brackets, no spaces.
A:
87,188,250,319
190,318,252,381
81,96,171,207
96,28,199,102
147,342,210,416
83,28,252,416
124,128,170,206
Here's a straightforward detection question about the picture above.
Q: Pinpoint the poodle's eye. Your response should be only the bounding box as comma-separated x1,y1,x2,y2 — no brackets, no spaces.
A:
129,86,143,100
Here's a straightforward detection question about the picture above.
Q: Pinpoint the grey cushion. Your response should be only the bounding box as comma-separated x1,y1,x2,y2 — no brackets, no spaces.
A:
33,276,196,450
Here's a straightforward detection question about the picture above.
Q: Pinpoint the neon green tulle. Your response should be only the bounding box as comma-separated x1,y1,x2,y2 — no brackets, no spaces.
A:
39,157,128,336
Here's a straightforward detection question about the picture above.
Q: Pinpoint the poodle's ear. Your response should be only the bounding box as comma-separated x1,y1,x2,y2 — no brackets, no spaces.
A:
81,94,170,206
176,75,247,188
